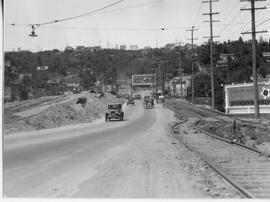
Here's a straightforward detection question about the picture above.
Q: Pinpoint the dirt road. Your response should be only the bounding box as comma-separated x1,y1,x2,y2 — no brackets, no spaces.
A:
4,100,239,198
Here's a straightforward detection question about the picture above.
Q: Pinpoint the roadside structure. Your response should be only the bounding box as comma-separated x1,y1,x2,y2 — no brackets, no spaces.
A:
224,80,270,114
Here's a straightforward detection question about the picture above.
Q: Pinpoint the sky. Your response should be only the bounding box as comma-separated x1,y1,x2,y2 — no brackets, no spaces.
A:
4,0,270,52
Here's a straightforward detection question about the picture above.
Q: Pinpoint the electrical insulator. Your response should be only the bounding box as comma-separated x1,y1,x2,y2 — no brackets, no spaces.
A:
29,25,38,37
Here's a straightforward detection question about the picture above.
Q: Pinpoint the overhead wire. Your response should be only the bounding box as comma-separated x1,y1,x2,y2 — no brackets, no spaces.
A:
7,0,163,28
217,0,243,36
32,0,124,27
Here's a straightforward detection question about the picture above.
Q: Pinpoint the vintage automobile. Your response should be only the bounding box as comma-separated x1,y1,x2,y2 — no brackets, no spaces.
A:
144,98,154,109
134,94,142,100
127,97,135,105
105,103,124,121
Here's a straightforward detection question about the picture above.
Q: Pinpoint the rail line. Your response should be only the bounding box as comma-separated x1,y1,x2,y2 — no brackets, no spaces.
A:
169,101,270,198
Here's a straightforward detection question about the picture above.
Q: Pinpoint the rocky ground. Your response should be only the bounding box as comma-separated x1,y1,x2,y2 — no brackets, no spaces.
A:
165,99,270,155
4,92,124,135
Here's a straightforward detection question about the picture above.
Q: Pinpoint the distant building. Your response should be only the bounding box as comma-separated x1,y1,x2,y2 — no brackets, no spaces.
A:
141,47,151,55
129,45,138,50
217,53,236,68
88,46,102,53
170,75,191,97
165,43,175,50
120,45,126,50
64,46,74,52
37,66,49,71
76,46,86,51
19,74,32,82
263,52,270,63
64,76,81,88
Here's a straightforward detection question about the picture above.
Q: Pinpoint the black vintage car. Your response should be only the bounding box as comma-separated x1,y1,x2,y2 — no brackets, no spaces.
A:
127,97,135,105
144,98,154,109
134,94,142,100
105,103,124,121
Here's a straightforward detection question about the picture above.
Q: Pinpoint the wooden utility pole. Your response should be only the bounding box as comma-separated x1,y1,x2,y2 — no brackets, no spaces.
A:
241,0,267,119
187,26,198,104
175,42,183,97
203,0,220,109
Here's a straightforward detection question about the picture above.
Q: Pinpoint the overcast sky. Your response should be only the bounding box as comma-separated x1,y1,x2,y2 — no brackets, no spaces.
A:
4,0,270,52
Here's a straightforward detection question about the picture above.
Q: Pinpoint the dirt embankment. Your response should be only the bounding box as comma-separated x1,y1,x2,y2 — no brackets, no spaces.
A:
4,92,124,135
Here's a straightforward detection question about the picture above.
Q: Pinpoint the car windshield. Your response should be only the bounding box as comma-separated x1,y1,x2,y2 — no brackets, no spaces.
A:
108,104,121,110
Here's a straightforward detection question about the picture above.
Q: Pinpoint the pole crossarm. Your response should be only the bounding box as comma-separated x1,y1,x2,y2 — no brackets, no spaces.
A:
203,36,220,38
203,12,220,15
202,0,219,110
240,0,268,119
241,30,268,34
241,7,267,10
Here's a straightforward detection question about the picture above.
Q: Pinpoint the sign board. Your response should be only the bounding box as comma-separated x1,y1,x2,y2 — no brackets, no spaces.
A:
263,52,270,57
227,83,270,107
132,74,155,86
37,66,48,71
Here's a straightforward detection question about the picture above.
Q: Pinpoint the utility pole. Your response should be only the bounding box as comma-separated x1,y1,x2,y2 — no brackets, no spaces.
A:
241,0,267,119
187,26,198,104
202,0,220,109
175,42,183,97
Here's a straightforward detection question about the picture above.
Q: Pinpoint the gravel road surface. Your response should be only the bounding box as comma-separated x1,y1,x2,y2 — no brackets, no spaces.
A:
4,100,240,198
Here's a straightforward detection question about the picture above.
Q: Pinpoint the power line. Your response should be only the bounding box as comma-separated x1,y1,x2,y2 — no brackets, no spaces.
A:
256,16,270,28
32,0,124,27
7,0,163,28
194,2,203,26
217,0,244,36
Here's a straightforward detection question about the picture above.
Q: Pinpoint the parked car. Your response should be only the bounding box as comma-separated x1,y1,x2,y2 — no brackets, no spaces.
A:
105,103,124,121
127,97,135,105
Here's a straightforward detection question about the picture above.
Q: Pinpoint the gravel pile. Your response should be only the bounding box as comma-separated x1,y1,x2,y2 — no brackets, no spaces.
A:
4,92,124,135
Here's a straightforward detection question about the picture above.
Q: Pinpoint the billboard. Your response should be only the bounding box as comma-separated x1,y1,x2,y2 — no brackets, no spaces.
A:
132,74,155,86
37,66,48,71
226,82,270,107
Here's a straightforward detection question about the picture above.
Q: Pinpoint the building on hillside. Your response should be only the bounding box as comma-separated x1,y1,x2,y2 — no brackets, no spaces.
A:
263,52,270,63
64,46,74,52
64,76,81,89
19,74,32,82
165,43,175,50
224,80,270,114
88,46,102,53
217,53,235,68
169,75,191,97
37,66,49,71
129,45,138,50
141,47,151,55
75,46,86,51
120,45,126,50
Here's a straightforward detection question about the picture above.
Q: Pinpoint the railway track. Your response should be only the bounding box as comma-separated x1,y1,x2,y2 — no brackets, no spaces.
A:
169,101,270,198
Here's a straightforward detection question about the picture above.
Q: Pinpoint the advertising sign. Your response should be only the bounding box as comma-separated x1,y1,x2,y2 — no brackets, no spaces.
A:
132,74,155,86
228,83,270,106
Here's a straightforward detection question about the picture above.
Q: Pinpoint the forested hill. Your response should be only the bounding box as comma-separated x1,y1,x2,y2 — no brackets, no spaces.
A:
4,37,270,88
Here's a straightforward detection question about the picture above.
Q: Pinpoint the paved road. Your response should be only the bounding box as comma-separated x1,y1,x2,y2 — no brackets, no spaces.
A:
4,100,158,197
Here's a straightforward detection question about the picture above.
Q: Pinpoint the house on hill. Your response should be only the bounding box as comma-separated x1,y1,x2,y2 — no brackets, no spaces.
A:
64,76,81,90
